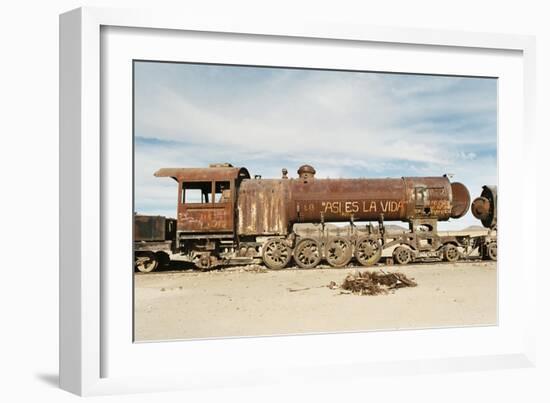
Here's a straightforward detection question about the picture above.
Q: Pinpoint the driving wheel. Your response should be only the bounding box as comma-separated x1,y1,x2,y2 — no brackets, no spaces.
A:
354,237,382,267
325,237,352,268
294,238,322,269
262,239,291,270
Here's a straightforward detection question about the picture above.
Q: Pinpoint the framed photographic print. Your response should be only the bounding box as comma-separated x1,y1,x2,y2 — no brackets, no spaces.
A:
60,7,537,396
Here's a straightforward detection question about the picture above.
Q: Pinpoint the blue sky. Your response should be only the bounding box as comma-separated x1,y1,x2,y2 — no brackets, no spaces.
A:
134,61,497,230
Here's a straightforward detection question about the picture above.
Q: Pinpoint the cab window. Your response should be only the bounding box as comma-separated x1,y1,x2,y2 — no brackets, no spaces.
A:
214,181,231,203
182,182,210,204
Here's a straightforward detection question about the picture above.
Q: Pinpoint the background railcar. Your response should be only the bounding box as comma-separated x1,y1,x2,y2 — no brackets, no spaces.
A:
133,214,176,272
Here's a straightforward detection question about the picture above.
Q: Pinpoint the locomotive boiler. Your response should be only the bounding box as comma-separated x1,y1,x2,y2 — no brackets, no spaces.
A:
238,164,470,232
147,163,473,270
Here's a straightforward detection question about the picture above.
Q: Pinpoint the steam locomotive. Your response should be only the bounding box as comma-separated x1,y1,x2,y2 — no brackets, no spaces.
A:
134,163,497,272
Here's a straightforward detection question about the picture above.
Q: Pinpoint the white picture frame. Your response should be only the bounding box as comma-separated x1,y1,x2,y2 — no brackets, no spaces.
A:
59,7,537,396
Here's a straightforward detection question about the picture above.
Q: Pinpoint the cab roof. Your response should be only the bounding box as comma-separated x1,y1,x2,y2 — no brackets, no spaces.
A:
154,166,251,182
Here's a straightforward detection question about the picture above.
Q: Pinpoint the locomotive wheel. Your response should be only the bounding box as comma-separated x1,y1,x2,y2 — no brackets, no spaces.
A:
262,239,291,270
325,237,352,268
442,244,460,262
393,246,412,265
135,252,158,273
294,238,322,269
486,242,497,261
354,237,382,267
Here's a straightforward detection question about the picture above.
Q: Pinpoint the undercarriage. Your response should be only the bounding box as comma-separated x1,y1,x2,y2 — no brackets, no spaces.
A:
172,219,497,271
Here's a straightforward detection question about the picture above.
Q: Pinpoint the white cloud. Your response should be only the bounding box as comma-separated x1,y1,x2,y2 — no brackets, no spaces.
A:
137,69,493,162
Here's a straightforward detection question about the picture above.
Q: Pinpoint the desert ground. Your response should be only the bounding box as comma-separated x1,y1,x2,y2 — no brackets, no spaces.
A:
134,260,497,341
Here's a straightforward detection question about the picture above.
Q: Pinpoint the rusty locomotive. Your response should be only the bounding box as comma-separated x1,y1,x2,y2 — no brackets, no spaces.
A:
133,163,497,272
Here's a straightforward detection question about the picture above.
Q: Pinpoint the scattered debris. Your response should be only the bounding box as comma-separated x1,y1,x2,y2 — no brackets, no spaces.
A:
330,270,417,296
287,287,311,292
226,264,268,273
244,265,268,273
287,284,328,293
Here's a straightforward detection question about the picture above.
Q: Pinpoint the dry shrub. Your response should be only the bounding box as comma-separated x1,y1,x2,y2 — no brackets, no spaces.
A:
335,270,417,296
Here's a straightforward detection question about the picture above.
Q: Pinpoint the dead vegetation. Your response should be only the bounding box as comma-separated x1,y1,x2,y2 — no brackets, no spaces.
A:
328,270,417,296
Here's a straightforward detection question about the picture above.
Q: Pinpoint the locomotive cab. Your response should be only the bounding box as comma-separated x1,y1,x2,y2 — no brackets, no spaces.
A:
179,180,233,233
155,164,250,236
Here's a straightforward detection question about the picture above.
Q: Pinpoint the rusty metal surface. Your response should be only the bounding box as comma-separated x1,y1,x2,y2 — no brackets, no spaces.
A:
134,240,173,253
179,204,233,232
471,185,497,228
450,182,470,218
156,166,249,234
155,164,471,240
289,176,467,224
134,215,176,242
154,166,250,182
236,173,470,235
297,164,316,179
292,178,407,222
177,179,234,233
134,215,166,241
237,179,289,235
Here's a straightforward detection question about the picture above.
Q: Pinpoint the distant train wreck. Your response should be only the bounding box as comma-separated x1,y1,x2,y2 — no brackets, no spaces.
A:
134,163,497,272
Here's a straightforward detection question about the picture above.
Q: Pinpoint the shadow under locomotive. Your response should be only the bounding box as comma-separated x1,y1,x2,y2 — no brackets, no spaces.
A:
134,164,497,273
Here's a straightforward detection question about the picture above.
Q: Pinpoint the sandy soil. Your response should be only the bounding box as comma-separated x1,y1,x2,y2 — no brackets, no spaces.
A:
134,261,497,341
